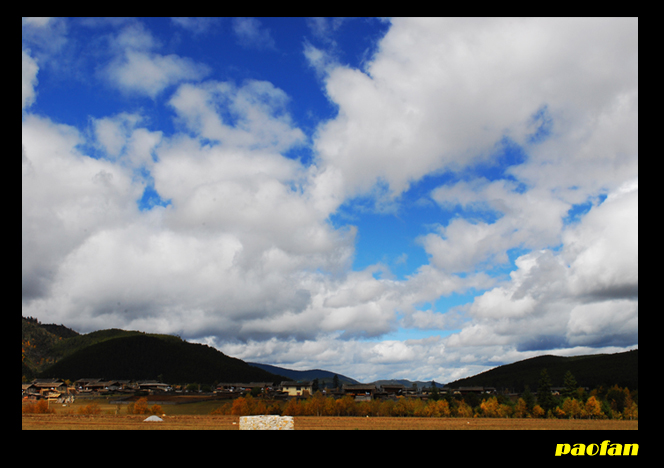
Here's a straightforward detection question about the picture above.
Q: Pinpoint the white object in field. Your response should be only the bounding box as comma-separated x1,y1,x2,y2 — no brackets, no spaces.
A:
239,415,294,430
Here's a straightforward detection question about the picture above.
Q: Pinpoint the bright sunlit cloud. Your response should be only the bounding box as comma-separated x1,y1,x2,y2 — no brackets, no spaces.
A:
22,17,637,383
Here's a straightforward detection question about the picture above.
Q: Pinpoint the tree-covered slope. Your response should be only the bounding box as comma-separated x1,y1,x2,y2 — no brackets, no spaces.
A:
22,317,80,380
38,334,286,384
446,350,638,392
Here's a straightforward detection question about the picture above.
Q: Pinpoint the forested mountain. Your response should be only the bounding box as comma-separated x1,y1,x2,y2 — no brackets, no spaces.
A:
446,350,638,392
39,334,285,384
22,317,285,384
23,317,638,391
22,317,80,380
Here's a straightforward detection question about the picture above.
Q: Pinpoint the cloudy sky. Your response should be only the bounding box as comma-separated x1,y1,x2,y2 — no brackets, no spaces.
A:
22,17,638,384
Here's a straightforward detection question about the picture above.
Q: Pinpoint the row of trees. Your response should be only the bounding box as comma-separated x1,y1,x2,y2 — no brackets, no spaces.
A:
210,370,637,420
529,369,638,420
21,398,163,416
21,400,104,415
210,391,636,420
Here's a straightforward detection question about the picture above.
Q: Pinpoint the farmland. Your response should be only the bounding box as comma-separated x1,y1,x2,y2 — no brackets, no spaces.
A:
294,416,638,430
22,414,239,430
22,413,638,430
22,398,638,430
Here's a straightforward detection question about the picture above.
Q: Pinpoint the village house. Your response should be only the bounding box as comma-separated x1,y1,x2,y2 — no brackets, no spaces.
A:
22,383,39,398
449,386,497,395
75,379,131,393
74,378,100,392
137,381,171,392
380,384,406,397
216,382,274,394
343,384,378,401
281,381,313,397
22,379,68,399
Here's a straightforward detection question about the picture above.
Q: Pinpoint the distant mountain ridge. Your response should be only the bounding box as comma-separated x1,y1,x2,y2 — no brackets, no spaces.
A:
372,379,445,390
248,362,360,385
22,317,637,392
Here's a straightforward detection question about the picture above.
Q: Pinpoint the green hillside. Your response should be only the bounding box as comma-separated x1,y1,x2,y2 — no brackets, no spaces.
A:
23,317,286,385
22,317,80,380
48,327,182,359
22,317,180,379
38,334,286,384
446,350,638,392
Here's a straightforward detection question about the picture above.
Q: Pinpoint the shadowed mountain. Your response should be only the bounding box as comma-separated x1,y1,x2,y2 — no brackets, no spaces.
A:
445,350,638,392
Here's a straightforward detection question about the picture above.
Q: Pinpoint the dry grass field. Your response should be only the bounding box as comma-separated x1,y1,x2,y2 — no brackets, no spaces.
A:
22,414,239,430
293,416,638,430
22,413,638,430
22,397,638,430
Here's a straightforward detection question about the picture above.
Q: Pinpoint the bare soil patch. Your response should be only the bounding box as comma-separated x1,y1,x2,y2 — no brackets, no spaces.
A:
23,413,638,430
22,414,239,430
293,416,638,430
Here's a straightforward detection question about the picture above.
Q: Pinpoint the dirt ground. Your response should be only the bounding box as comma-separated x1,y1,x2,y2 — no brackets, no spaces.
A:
22,414,638,430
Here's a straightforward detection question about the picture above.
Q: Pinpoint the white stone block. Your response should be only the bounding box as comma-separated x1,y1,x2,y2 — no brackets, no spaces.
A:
239,415,294,430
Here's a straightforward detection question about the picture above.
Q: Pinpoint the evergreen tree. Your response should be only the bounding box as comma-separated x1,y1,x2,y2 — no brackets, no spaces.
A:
430,381,440,401
562,370,578,400
536,369,556,413
606,385,627,414
521,385,535,412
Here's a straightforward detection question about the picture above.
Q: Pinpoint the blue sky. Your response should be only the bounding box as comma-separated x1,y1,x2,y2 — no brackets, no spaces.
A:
22,18,638,383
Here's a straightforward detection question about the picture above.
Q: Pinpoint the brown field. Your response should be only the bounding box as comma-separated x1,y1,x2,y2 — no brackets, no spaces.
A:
294,416,638,430
22,413,638,430
23,397,638,430
22,413,240,430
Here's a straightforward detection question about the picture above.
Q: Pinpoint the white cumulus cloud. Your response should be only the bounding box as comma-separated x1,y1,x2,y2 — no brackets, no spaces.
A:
22,18,637,383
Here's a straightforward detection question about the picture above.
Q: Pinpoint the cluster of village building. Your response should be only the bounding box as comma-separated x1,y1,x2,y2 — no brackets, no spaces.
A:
23,377,500,403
